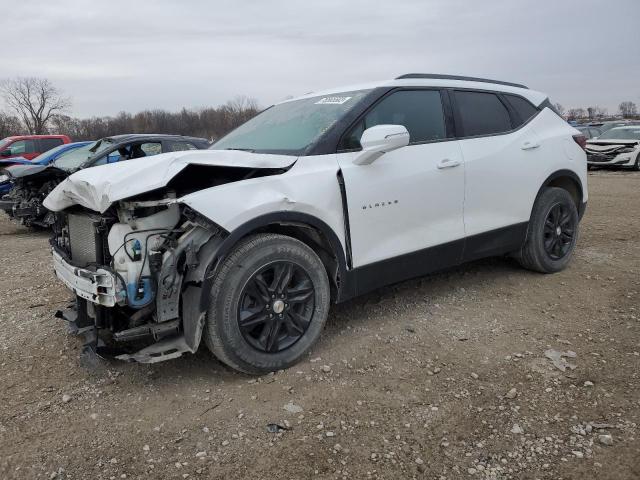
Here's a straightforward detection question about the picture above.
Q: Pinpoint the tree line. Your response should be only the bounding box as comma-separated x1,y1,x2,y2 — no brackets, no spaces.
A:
554,101,639,122
1,77,638,139
0,77,260,141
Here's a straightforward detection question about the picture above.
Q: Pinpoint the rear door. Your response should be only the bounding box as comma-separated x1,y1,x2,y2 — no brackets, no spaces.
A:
337,89,466,269
452,90,542,251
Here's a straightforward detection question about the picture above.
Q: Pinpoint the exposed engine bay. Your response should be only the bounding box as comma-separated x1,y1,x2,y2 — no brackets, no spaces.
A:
52,198,229,363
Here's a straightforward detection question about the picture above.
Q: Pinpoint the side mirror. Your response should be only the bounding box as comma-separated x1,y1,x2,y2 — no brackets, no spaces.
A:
0,150,11,157
353,124,410,165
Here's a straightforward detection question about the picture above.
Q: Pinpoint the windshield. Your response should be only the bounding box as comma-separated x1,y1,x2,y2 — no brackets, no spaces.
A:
55,138,114,170
211,90,372,154
597,128,640,141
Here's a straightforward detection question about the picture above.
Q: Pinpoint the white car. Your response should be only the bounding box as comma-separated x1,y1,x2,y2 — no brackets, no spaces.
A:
585,126,640,170
44,74,588,373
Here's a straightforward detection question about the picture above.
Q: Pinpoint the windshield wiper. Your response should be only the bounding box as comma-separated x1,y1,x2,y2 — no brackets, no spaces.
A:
224,148,255,152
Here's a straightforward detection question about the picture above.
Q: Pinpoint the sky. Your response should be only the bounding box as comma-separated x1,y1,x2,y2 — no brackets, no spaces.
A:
3,0,639,118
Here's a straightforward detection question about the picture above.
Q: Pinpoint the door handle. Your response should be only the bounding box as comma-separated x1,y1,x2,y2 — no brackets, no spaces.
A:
521,140,540,150
437,158,461,169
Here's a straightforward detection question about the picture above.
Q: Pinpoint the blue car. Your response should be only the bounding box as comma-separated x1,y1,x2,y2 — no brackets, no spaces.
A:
0,141,91,195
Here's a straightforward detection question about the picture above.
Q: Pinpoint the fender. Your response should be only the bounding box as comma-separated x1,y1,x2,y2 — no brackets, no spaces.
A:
181,211,352,351
536,169,587,219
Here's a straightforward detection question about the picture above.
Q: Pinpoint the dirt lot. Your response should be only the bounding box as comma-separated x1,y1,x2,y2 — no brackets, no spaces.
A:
0,171,638,480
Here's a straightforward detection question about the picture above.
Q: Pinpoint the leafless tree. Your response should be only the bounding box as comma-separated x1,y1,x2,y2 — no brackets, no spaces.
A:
0,77,71,134
0,111,23,138
567,108,586,121
619,101,638,117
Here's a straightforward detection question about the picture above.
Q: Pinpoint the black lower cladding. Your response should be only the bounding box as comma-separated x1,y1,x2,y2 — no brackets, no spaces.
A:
340,222,529,300
238,261,315,353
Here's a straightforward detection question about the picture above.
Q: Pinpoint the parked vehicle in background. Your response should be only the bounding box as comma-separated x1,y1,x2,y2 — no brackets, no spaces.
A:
43,74,587,373
0,135,71,162
586,126,640,170
590,120,640,134
0,142,91,195
0,134,210,227
576,126,601,139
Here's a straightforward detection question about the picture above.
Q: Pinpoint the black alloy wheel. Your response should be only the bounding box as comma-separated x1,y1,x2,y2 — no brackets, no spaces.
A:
238,261,315,353
542,203,576,260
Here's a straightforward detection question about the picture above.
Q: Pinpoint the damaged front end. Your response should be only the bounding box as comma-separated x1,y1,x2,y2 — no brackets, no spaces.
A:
52,198,227,363
1,165,68,227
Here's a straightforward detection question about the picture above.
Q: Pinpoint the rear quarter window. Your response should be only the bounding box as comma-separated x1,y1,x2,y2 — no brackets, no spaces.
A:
454,91,512,137
503,94,539,126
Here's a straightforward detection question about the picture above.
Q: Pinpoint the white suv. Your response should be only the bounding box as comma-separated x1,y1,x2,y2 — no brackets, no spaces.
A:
45,74,588,373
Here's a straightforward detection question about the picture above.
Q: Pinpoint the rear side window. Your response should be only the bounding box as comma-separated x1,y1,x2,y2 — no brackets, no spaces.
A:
503,94,539,126
39,138,64,152
340,90,446,149
454,91,512,137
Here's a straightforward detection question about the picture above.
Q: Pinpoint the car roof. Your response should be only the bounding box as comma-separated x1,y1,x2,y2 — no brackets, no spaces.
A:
104,134,208,143
280,74,548,107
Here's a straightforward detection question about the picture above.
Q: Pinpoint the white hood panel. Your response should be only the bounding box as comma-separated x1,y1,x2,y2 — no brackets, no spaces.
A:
43,150,297,213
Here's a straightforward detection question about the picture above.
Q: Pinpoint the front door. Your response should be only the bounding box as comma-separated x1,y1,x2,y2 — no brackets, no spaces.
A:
336,89,466,272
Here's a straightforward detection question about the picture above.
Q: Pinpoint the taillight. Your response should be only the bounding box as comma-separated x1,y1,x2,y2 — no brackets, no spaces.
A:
573,134,587,151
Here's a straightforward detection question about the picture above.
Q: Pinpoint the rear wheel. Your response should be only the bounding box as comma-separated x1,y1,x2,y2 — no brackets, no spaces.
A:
516,187,579,273
204,233,330,374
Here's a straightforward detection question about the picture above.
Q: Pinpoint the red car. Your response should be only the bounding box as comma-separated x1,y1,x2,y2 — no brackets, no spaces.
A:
0,135,72,162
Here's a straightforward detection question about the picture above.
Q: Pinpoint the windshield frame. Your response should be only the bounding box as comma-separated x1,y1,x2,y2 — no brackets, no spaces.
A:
211,88,382,156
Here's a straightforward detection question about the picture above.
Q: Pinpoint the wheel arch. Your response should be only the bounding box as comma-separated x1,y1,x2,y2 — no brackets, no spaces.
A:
536,169,585,219
209,212,349,303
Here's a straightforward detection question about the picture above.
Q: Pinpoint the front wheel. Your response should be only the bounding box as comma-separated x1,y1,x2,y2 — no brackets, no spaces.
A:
204,233,331,374
633,154,640,171
516,187,579,273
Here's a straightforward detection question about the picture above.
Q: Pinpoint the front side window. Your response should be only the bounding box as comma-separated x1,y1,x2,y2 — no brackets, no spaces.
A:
139,142,162,156
455,91,512,137
212,89,372,155
170,141,198,152
7,139,37,155
340,90,447,150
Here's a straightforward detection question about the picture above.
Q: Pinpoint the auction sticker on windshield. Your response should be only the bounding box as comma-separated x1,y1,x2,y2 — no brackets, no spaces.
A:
315,96,352,105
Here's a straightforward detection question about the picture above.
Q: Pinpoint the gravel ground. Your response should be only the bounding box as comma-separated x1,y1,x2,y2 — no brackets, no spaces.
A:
0,171,638,480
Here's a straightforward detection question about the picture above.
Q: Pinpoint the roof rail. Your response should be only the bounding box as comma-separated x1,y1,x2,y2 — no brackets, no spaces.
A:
395,73,528,89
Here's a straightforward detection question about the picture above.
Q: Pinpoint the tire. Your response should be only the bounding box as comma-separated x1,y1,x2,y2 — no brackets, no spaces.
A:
516,187,579,273
633,154,640,171
204,233,331,374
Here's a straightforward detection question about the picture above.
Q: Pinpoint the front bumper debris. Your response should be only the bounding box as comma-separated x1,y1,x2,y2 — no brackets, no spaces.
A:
52,249,119,307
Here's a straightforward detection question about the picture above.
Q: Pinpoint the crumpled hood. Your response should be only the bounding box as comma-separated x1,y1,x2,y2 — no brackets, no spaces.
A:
44,149,297,213
3,163,51,179
0,157,31,167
